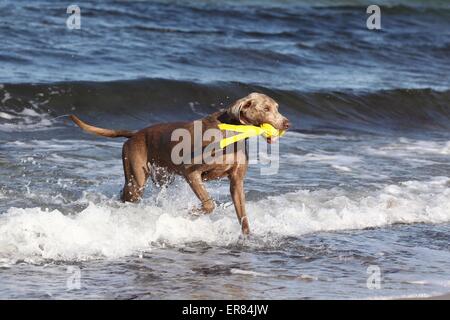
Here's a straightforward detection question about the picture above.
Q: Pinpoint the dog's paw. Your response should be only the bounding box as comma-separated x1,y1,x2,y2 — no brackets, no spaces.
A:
188,206,203,217
188,202,215,215
241,218,250,235
238,231,251,242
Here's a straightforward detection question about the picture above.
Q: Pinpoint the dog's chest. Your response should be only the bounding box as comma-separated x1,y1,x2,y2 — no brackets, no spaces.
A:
200,149,248,181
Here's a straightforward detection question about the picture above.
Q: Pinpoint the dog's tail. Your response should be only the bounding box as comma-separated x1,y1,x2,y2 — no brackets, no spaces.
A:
69,115,136,138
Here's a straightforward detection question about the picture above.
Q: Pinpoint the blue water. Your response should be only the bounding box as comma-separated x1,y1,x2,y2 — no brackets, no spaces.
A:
1,0,449,90
0,0,449,299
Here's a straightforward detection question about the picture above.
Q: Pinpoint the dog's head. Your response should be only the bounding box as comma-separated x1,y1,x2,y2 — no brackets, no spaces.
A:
228,92,290,144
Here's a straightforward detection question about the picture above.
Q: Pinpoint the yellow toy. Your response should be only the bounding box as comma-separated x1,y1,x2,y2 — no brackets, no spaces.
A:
218,123,285,149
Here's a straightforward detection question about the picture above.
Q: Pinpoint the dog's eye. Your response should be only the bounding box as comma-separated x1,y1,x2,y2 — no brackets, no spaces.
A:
264,106,271,112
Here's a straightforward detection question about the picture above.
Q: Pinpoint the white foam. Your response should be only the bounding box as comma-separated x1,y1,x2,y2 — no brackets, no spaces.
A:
406,280,450,288
331,165,352,172
1,91,11,104
297,274,319,281
366,293,434,300
0,112,16,120
0,177,449,264
283,153,361,166
284,131,359,141
230,269,270,277
366,138,450,157
0,107,55,132
0,88,57,131
5,139,122,150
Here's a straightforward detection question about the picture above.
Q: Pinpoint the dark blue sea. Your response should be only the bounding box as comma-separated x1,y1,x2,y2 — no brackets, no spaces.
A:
0,0,449,299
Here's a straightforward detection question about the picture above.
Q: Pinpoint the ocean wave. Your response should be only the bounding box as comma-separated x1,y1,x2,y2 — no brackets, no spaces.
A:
0,176,449,264
1,79,450,134
365,138,450,156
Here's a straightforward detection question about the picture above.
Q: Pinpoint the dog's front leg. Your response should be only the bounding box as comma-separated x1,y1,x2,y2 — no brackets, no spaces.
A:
229,169,250,235
185,172,215,214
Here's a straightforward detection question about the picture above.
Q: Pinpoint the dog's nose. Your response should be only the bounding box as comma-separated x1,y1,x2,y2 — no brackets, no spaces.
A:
283,120,290,130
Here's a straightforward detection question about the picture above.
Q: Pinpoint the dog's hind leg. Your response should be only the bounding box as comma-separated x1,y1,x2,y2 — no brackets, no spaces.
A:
121,139,150,202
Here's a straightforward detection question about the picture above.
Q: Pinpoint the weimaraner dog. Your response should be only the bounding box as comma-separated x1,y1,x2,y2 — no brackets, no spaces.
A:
70,93,290,234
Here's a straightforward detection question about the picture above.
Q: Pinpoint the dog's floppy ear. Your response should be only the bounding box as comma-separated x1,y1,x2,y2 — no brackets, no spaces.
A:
228,97,252,124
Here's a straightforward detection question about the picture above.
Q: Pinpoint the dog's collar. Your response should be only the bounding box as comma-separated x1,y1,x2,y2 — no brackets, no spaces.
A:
218,123,285,149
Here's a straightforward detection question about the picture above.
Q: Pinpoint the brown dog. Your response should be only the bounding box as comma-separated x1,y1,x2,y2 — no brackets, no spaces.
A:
70,92,290,234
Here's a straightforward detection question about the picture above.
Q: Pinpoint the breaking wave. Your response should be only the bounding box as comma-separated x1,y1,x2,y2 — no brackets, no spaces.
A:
1,176,449,264
1,79,450,134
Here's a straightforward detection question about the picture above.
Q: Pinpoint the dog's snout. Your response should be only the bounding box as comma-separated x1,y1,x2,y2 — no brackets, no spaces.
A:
282,120,290,130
